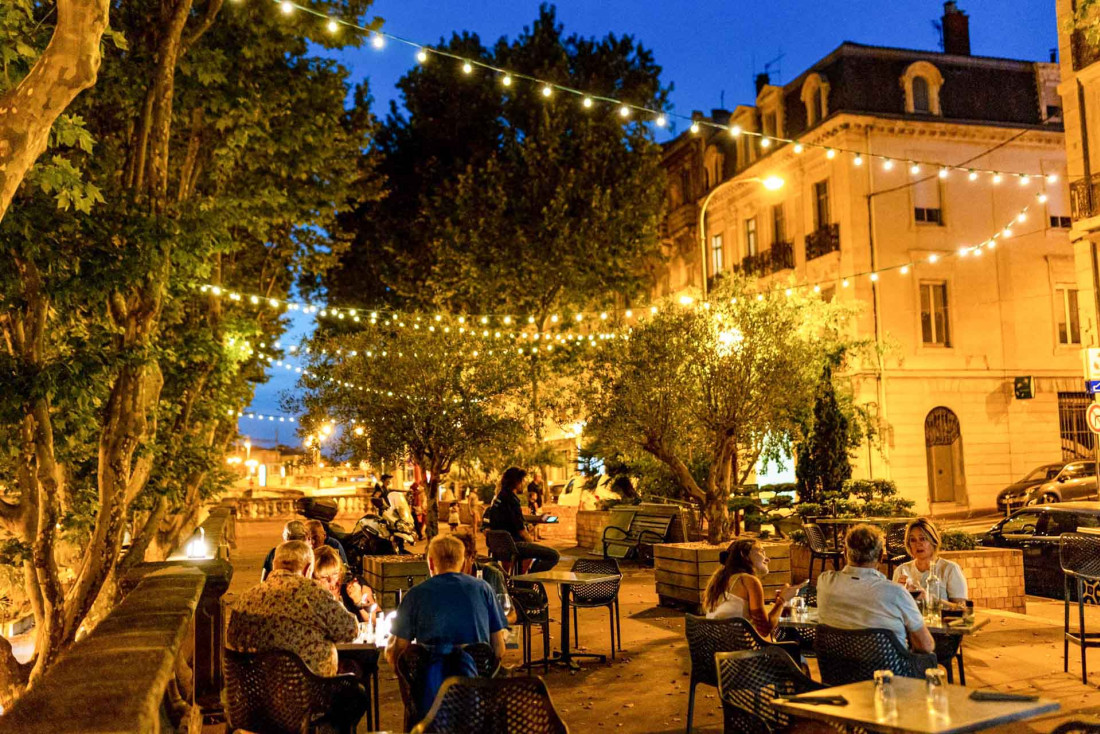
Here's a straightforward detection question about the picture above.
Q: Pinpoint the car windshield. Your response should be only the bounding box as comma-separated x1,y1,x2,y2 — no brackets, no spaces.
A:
1001,510,1043,535
1023,465,1060,482
1061,462,1095,479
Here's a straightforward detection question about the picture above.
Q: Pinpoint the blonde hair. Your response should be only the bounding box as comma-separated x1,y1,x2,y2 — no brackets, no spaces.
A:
273,540,314,573
845,524,884,566
312,545,343,581
428,534,465,572
904,518,941,555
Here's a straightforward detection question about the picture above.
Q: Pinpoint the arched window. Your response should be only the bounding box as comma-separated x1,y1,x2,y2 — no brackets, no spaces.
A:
800,73,830,128
924,407,967,505
912,76,931,113
901,61,944,116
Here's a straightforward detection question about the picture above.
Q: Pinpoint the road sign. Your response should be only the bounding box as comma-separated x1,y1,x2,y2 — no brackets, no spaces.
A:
1088,403,1100,435
1090,381,1100,394
1086,348,1100,381
1013,376,1034,399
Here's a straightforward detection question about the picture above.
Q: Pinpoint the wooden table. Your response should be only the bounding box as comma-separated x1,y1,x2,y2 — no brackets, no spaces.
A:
773,677,1059,733
777,608,990,636
337,642,382,730
511,570,619,670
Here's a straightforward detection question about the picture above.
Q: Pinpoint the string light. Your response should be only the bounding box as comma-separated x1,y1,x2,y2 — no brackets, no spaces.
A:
825,148,836,159
326,18,339,33
502,74,512,87
882,159,894,171
462,62,473,74
690,121,700,134
938,168,948,179
279,0,293,13
371,32,384,49
619,105,631,118
416,48,428,63
656,114,667,127
793,143,804,154
541,85,553,98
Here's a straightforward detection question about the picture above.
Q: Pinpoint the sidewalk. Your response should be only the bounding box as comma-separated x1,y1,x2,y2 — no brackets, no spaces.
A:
228,521,1100,733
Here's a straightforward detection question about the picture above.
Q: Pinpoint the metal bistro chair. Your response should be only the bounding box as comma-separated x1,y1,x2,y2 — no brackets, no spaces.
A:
814,625,937,686
934,631,966,685
413,675,569,734
803,523,844,579
485,530,523,574
397,642,501,731
684,614,802,734
774,583,817,658
715,648,826,734
884,522,911,578
223,648,368,734
483,529,552,673
566,557,623,659
1061,532,1100,684
1052,721,1100,734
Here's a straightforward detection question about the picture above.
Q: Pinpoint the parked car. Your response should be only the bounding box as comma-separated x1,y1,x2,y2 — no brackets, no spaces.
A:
995,463,1066,514
979,502,1100,599
1023,461,1099,505
554,474,624,509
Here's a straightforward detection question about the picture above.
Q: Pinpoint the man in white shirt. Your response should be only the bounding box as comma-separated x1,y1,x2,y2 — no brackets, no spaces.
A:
818,523,935,653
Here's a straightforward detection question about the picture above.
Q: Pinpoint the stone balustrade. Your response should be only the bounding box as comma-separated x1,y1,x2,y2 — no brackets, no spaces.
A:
0,504,237,732
234,493,373,521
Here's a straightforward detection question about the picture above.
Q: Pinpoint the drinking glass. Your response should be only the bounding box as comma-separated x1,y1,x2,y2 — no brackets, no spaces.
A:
789,596,806,622
873,669,897,721
925,667,948,717
357,622,370,644
497,593,513,615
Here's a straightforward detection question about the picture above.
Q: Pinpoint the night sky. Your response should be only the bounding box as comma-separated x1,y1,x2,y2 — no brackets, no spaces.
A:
240,0,1059,446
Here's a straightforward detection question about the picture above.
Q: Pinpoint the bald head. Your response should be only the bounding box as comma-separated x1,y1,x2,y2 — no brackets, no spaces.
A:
273,540,314,576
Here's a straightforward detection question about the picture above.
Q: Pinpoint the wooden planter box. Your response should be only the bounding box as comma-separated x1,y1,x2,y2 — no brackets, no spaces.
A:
654,540,792,613
790,545,1026,614
362,554,429,610
576,510,612,550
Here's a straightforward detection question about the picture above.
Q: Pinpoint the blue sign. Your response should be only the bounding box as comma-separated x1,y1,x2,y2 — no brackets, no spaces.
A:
1088,380,1100,394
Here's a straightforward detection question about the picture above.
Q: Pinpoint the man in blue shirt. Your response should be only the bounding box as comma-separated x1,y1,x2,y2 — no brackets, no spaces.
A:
385,534,507,667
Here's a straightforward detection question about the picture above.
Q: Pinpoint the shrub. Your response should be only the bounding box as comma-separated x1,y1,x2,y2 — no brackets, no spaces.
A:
939,529,977,551
788,528,807,545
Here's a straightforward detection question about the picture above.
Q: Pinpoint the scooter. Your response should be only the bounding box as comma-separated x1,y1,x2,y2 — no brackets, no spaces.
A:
296,494,415,572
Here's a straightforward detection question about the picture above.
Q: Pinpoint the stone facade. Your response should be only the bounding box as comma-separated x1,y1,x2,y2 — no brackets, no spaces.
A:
658,20,1083,515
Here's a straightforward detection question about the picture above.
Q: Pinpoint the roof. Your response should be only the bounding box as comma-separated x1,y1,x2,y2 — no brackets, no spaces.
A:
1032,502,1100,513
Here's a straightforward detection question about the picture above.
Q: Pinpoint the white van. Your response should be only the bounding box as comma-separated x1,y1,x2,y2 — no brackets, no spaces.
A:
554,475,623,509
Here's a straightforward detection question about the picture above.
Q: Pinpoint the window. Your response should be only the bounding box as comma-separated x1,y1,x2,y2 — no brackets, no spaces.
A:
763,112,777,137
1058,392,1095,459
680,169,692,203
1057,287,1082,345
912,166,943,225
1061,461,1095,479
1043,160,1070,227
801,74,829,127
1000,510,1042,536
912,76,931,113
711,233,724,273
772,204,786,243
813,88,824,123
1051,215,1072,228
745,218,758,256
920,282,950,346
813,180,830,230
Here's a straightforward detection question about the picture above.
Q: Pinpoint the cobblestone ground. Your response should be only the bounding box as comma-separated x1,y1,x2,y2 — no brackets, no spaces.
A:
226,519,1100,733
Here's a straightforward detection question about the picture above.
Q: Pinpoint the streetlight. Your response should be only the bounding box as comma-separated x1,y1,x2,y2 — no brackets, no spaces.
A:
698,175,785,299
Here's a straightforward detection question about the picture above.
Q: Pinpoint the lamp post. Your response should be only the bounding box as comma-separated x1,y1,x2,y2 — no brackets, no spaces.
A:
697,175,784,299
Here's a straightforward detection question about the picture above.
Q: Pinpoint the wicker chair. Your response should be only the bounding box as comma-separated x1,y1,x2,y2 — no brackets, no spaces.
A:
223,648,368,734
803,523,844,578
397,642,500,731
1061,533,1100,684
684,614,801,734
413,675,569,734
567,558,623,659
715,648,826,734
884,522,910,577
814,625,937,686
774,583,817,657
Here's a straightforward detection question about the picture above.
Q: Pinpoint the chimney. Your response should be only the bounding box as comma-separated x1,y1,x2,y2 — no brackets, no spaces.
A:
755,73,770,96
710,108,731,126
942,1,970,56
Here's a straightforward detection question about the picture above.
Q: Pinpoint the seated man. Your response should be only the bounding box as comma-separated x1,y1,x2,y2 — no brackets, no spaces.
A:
818,523,935,654
229,540,358,676
261,520,308,581
486,466,559,572
385,535,507,722
306,519,348,567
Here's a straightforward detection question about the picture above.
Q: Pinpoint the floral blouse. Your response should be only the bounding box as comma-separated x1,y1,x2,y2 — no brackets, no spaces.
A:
228,569,358,676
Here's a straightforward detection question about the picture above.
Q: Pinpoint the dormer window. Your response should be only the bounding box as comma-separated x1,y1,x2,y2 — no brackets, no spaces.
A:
901,61,944,116
800,73,830,127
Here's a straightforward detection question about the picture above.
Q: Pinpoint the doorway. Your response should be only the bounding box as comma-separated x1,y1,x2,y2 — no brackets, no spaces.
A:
925,407,967,505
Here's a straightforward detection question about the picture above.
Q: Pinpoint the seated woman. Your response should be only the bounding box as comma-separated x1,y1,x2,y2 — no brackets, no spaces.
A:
313,545,374,620
892,517,968,608
702,538,800,638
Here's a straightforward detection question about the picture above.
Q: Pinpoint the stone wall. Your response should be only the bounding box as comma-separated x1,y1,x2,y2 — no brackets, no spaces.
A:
577,510,612,551
790,544,1026,614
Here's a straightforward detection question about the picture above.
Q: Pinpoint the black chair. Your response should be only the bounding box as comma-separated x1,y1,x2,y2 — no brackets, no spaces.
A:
774,583,817,658
684,614,801,734
803,523,843,578
567,557,623,659
413,675,569,734
1061,533,1100,684
485,530,522,573
884,522,910,577
1053,721,1100,734
815,624,937,686
512,579,552,674
933,631,966,685
715,648,826,734
397,642,500,731
223,648,368,734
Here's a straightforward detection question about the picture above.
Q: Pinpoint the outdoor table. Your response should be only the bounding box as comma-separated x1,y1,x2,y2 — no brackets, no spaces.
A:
772,676,1059,733
777,608,990,637
510,570,619,670
337,642,381,730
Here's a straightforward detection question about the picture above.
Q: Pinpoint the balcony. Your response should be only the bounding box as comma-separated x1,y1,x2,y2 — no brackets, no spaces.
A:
1071,174,1100,220
740,251,771,277
663,202,698,238
1073,29,1100,72
771,240,794,271
806,223,840,261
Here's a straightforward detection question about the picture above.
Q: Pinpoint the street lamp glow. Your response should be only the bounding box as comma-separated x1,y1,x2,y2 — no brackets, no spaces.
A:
679,295,694,306
762,176,784,191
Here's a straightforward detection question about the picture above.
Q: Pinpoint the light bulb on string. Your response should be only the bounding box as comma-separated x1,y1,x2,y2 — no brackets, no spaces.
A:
968,170,978,181
793,143,804,154
826,148,836,159
841,279,850,288
326,18,339,33
690,121,700,134
619,105,631,118
761,137,772,149
1002,227,1012,238
1047,173,1059,183
541,85,553,98
1018,174,1029,186
929,253,940,263
502,74,512,87
1038,193,1048,203
371,32,384,49
813,284,821,293
656,114,667,127
1017,212,1027,223
938,168,948,179
462,62,473,74
853,155,863,166
992,173,1002,184
882,159,894,171
870,272,879,282
909,162,920,175
279,1,293,14
730,125,742,137
900,265,910,275
958,246,969,257
416,48,428,63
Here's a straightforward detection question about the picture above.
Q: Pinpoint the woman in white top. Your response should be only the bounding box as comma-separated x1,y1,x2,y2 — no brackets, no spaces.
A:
702,538,800,637
892,517,968,606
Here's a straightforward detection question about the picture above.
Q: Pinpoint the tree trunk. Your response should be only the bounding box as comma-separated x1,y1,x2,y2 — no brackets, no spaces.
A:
704,495,731,544
0,0,111,222
424,472,440,540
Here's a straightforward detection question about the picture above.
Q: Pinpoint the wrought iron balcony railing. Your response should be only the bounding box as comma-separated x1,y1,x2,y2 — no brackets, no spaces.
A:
770,240,794,271
1071,174,1100,221
806,223,840,261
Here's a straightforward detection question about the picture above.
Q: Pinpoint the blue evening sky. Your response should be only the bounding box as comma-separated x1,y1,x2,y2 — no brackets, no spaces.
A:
240,0,1058,447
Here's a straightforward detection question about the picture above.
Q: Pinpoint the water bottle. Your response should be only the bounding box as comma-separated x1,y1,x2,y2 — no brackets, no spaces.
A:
874,670,898,721
925,568,943,622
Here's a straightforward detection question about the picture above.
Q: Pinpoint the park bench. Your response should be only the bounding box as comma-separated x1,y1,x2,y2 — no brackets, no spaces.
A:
602,509,675,564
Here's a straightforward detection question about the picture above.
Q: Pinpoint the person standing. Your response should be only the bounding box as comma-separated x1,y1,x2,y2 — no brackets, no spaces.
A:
410,481,427,540
486,467,559,572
